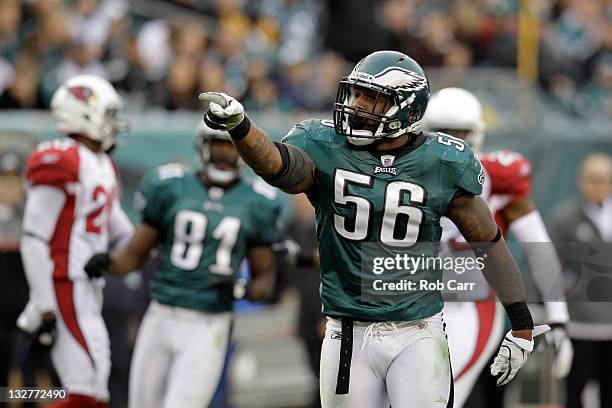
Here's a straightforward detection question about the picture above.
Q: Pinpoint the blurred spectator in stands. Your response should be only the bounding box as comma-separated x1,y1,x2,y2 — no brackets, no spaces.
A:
307,51,347,111
279,59,314,111
212,21,249,97
0,149,28,390
478,3,518,67
0,58,12,96
542,0,604,83
0,0,22,62
323,0,386,63
245,13,279,61
102,12,132,82
450,0,487,64
172,20,207,59
199,56,228,94
276,0,319,67
68,0,129,56
278,52,344,112
411,10,456,67
548,153,612,408
379,0,419,58
112,35,150,108
211,0,243,20
432,41,475,88
284,194,324,408
34,2,73,59
577,54,612,117
0,52,45,109
0,0,608,114
56,40,109,85
137,19,172,82
443,41,473,70
156,54,200,110
548,72,578,111
243,57,281,111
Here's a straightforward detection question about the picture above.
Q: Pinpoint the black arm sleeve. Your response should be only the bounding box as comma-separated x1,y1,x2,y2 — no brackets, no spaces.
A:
262,142,314,190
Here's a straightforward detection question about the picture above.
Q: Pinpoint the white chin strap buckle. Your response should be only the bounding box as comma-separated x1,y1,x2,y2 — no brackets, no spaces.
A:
206,166,237,183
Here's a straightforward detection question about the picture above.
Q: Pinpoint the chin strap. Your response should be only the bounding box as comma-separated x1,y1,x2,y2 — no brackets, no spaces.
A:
205,165,238,184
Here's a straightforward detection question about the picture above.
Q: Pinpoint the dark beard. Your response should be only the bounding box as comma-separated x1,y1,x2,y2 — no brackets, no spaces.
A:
348,113,377,132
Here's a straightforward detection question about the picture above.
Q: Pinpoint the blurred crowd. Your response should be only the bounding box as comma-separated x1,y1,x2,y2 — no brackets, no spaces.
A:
0,0,610,117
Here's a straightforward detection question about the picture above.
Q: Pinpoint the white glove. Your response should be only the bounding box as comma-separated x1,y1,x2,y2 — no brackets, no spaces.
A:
17,299,43,334
272,238,302,265
546,325,574,379
198,92,245,131
490,324,550,386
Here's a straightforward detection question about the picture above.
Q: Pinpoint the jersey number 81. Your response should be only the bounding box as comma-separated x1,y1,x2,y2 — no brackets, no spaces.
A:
171,210,241,275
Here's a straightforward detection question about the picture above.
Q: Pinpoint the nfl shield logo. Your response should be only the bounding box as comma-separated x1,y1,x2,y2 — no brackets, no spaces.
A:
381,155,395,167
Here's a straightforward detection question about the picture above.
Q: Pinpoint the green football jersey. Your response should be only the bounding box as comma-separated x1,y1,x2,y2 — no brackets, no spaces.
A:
136,164,282,312
283,119,484,322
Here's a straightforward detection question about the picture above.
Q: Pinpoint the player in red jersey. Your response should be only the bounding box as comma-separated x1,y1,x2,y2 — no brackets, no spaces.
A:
423,87,573,407
18,75,132,407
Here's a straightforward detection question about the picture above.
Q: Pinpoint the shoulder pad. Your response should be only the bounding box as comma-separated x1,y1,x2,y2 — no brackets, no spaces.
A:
481,150,532,197
139,163,188,196
282,118,338,145
426,132,475,163
251,178,278,201
282,119,311,143
26,139,79,189
155,163,188,181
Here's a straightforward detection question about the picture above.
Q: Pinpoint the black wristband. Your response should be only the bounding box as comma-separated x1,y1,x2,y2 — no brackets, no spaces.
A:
296,252,316,268
228,116,251,141
504,301,534,331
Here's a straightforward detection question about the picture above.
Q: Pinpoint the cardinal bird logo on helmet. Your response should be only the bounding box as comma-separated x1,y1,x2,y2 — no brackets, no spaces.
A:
68,86,97,104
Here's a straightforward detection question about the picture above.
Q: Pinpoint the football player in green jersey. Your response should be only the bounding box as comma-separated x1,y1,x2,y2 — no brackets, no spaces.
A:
84,123,282,408
200,51,547,407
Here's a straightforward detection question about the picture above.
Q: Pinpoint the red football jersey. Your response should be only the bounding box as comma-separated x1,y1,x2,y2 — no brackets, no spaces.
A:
26,139,80,190
480,150,532,235
24,138,119,280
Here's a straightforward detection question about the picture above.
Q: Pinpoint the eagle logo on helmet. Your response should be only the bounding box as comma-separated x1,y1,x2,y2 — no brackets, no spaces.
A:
392,71,428,92
68,86,97,104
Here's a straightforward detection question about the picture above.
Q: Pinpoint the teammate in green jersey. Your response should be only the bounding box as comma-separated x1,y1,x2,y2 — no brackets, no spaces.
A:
200,51,545,407
84,123,282,408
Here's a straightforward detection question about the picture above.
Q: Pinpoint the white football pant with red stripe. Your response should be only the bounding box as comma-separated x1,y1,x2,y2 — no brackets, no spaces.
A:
443,301,505,408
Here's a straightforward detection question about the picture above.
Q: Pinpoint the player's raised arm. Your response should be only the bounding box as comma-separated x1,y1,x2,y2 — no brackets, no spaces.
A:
199,92,314,194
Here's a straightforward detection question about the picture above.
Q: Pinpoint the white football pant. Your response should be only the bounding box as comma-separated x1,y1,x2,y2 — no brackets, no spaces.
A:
128,301,232,408
320,312,452,408
52,279,110,401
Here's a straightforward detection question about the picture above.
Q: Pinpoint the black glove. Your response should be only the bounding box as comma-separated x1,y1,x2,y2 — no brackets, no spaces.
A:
84,253,112,279
212,278,252,304
32,314,57,351
272,238,302,265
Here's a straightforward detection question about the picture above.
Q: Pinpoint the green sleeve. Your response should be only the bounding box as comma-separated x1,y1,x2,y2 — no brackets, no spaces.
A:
134,168,167,230
457,150,485,196
281,120,311,151
249,181,282,246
